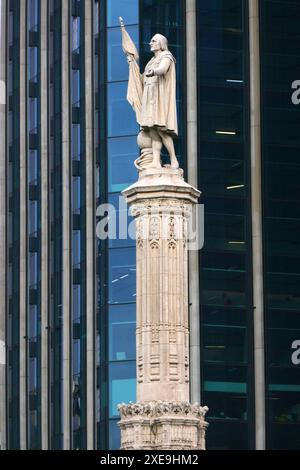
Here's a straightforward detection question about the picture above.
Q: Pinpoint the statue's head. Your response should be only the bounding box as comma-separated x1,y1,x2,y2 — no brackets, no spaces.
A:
149,34,168,52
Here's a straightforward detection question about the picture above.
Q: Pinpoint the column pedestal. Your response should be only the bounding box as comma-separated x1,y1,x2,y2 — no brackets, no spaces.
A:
119,167,208,450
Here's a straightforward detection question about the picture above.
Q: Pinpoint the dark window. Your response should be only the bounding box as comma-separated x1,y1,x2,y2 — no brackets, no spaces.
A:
260,0,300,450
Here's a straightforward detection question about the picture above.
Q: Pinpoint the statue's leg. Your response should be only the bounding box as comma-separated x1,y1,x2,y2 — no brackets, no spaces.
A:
158,130,179,169
149,128,163,168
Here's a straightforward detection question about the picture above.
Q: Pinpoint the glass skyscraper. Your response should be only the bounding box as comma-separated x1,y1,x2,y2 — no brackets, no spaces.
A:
0,0,299,450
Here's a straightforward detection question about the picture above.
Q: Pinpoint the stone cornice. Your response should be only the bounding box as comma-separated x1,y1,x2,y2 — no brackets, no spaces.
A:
118,401,209,420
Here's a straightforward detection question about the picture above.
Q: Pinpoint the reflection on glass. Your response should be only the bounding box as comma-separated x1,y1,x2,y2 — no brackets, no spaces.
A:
109,304,136,361
108,193,135,248
108,248,136,304
205,422,249,450
109,419,121,450
108,137,138,192
261,0,300,449
107,0,138,27
107,26,138,82
198,0,251,449
109,362,136,417
204,325,247,363
72,124,81,160
107,82,139,137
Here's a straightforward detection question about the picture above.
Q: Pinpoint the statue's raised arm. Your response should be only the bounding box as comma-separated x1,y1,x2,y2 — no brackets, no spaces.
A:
120,20,179,170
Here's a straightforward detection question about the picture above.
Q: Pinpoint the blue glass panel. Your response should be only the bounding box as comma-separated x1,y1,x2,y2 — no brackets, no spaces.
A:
109,304,136,361
109,361,136,417
107,82,139,137
107,26,139,82
109,420,121,450
29,98,38,133
108,193,135,248
72,69,80,107
72,16,81,53
28,0,39,32
108,137,138,192
28,47,38,83
108,247,136,304
72,124,81,160
72,230,81,267
107,0,138,27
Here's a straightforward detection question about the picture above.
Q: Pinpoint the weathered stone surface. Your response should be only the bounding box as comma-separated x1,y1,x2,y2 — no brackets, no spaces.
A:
118,401,208,450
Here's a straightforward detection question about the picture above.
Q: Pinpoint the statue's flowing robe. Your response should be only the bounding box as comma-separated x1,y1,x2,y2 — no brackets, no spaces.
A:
140,51,178,137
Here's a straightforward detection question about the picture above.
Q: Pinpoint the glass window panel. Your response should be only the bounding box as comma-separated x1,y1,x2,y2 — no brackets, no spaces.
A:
107,193,135,248
107,0,138,27
29,150,38,185
8,12,13,46
72,177,81,214
261,0,300,449
107,26,138,82
109,419,121,450
204,214,246,253
200,103,244,140
72,124,81,160
29,357,37,392
267,308,300,330
72,230,81,267
269,424,300,450
29,252,38,286
108,137,138,193
29,305,38,339
201,158,245,198
109,361,136,417
109,304,136,361
203,306,248,328
107,82,139,137
203,325,247,364
94,1,99,34
204,363,247,384
72,285,81,323
28,0,39,32
28,47,38,83
268,328,300,367
72,69,80,107
72,16,81,53
73,339,81,377
29,201,38,236
108,248,136,304
204,391,247,421
205,422,249,450
29,98,38,133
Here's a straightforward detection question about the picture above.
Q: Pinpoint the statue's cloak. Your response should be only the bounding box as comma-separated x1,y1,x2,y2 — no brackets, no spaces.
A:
140,51,178,137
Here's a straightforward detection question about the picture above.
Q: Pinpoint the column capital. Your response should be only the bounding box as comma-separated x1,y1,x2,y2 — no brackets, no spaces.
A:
122,167,201,207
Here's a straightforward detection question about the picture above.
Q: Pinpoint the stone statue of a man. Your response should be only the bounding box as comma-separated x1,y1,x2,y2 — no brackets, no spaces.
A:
120,19,179,170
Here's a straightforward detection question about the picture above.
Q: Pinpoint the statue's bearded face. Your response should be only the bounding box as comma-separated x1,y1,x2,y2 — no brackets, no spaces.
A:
149,36,161,52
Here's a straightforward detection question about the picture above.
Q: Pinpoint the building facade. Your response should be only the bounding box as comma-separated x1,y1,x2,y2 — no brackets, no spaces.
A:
0,0,300,450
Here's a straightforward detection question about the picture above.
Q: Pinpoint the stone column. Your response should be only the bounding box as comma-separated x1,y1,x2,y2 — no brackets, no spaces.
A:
119,167,208,450
249,0,266,450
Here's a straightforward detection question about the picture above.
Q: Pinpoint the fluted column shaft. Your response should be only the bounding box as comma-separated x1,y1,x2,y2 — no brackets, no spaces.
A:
132,199,191,403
